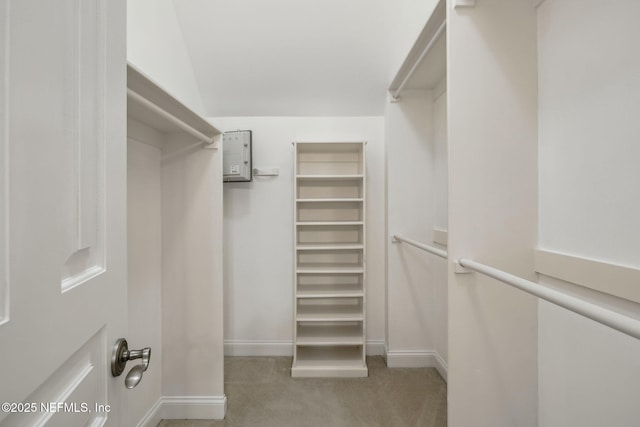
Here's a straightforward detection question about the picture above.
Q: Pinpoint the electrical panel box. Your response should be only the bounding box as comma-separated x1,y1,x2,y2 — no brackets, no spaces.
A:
223,130,252,182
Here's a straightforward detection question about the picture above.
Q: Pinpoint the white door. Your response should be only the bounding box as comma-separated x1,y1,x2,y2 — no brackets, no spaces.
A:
0,0,128,426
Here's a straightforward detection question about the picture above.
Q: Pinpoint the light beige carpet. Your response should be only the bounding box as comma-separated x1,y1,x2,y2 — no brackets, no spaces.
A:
158,356,446,427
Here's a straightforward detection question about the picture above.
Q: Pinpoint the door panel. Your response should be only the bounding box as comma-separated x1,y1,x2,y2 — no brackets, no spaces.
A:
0,0,127,426
2,329,106,427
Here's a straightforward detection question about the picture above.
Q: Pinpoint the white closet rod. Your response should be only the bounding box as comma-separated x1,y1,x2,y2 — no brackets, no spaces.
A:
457,258,640,341
127,89,215,145
392,20,447,100
393,234,448,259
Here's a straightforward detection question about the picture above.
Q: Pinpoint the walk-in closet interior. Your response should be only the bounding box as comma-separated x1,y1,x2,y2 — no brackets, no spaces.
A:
125,0,640,425
3,0,637,426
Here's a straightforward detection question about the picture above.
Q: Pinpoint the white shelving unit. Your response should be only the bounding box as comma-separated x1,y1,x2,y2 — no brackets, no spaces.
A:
292,142,368,378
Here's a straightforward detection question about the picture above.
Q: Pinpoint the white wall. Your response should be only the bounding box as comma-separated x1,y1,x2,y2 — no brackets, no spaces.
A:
127,135,163,427
537,0,640,265
537,1,640,425
161,134,225,416
127,0,206,115
433,88,447,233
447,1,538,426
127,123,225,422
432,88,448,365
212,117,385,356
385,89,447,375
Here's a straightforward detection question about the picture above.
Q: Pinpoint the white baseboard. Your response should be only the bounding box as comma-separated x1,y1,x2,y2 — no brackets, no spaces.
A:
384,350,448,382
225,339,386,357
433,352,448,382
136,397,164,427
162,395,227,420
137,395,227,425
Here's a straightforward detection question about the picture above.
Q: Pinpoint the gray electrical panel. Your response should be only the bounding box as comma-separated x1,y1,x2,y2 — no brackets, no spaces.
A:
223,130,252,182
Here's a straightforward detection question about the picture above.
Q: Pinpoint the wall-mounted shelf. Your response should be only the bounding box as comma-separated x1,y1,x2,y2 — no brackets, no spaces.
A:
127,63,221,148
388,0,446,99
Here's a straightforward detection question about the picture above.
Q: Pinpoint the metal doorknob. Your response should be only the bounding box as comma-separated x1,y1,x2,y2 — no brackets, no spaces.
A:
111,338,151,389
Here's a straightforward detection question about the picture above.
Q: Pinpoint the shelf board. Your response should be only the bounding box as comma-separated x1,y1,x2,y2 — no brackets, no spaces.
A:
297,284,364,298
387,0,446,93
296,325,363,346
127,64,220,144
296,243,364,251
297,264,362,272
296,267,364,274
297,305,363,321
296,175,363,181
296,221,363,226
292,346,367,378
296,198,364,203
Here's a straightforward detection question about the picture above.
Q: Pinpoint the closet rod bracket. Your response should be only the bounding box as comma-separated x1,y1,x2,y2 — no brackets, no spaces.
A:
203,135,221,150
454,261,473,274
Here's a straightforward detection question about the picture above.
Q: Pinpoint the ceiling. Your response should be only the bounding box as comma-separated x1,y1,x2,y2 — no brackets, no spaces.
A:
172,0,393,117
